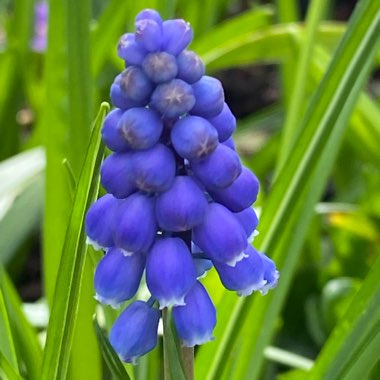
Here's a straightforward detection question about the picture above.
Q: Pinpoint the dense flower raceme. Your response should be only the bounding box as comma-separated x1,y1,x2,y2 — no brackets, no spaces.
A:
85,8,279,364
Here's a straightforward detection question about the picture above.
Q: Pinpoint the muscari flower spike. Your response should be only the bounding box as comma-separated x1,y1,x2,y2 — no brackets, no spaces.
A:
85,8,279,364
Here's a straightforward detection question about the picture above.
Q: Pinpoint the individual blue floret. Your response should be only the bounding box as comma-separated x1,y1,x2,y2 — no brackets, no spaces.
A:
135,18,163,52
176,50,205,84
117,33,147,66
101,108,130,152
162,19,193,55
207,103,236,142
233,207,259,243
142,52,178,83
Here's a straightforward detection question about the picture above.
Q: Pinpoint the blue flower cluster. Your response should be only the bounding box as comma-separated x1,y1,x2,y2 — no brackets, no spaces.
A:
85,9,279,364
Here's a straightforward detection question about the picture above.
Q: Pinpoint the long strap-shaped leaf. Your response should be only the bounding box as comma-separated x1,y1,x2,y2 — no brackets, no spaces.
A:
40,103,109,380
195,0,380,379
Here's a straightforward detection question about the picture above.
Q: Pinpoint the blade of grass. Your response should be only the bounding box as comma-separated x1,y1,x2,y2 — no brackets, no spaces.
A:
0,350,21,380
94,318,131,380
40,102,109,380
0,266,42,380
196,0,380,379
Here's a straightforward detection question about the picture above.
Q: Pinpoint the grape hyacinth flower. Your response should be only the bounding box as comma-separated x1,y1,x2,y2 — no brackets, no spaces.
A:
85,8,279,364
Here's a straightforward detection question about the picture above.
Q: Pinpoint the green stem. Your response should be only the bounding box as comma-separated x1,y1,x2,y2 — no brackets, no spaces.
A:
180,347,194,380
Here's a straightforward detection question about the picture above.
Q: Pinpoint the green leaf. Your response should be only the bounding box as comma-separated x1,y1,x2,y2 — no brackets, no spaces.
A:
0,266,42,380
94,318,131,380
196,0,380,379
309,254,380,379
40,102,109,380
0,350,21,380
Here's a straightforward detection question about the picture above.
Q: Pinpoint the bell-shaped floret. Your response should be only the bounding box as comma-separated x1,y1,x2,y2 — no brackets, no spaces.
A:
142,52,178,83
258,252,280,295
207,103,236,142
135,9,163,25
162,19,193,55
101,108,130,152
127,144,176,192
117,33,147,65
94,248,145,308
209,167,259,212
110,80,142,110
193,203,248,266
176,50,205,84
135,19,162,52
110,301,160,363
85,194,120,249
171,116,218,160
214,245,266,296
100,153,136,199
156,176,208,231
146,238,197,308
191,144,242,190
173,281,216,347
150,79,195,118
117,67,154,103
193,258,213,279
118,107,163,150
191,76,224,118
222,136,236,150
114,193,157,255
233,207,259,243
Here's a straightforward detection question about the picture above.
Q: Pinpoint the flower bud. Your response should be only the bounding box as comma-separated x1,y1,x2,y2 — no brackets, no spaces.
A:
127,144,176,192
118,107,163,150
176,50,205,84
110,81,141,110
100,153,136,199
94,248,145,307
150,79,195,118
209,167,259,212
117,33,147,65
146,238,197,308
85,194,120,249
207,103,236,142
135,9,163,25
135,19,162,52
173,281,216,347
171,116,218,160
101,109,130,152
156,176,208,231
110,301,160,363
193,258,213,279
191,144,242,190
142,52,178,83
162,19,193,55
193,203,248,266
214,245,267,296
114,193,157,254
191,76,225,118
258,252,280,295
222,136,236,150
118,66,154,103
233,207,259,242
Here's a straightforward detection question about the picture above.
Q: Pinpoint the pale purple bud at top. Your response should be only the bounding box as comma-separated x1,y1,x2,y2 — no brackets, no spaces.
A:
173,281,216,347
135,9,163,25
258,253,280,295
117,33,147,65
150,79,195,118
162,19,193,55
222,136,236,150
214,245,267,296
118,66,154,103
191,76,225,118
94,248,145,307
127,144,176,193
146,238,197,308
233,207,259,242
135,19,162,52
114,193,157,254
100,153,136,199
176,50,205,84
85,194,120,249
209,167,259,212
32,1,48,52
118,107,163,149
191,144,242,190
156,176,208,231
193,203,248,266
207,103,236,142
142,52,178,83
110,301,160,363
193,258,213,279
171,116,218,160
110,81,141,110
101,109,130,152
